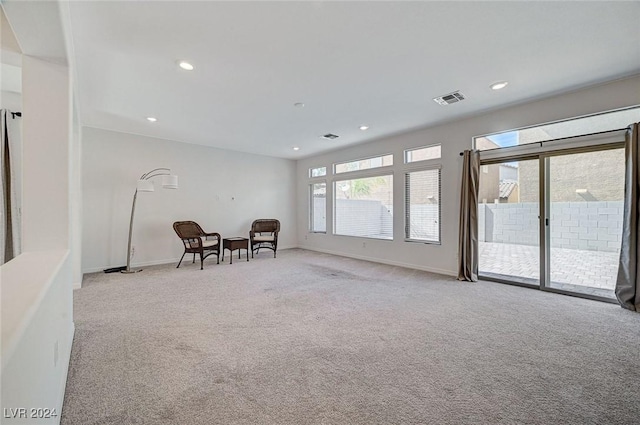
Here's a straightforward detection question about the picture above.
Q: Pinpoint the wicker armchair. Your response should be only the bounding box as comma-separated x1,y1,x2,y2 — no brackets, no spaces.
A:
173,221,221,270
250,219,280,258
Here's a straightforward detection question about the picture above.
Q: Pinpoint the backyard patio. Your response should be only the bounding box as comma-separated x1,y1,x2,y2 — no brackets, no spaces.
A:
479,241,619,297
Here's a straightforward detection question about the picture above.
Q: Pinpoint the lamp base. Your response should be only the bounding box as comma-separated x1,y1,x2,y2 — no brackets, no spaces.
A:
104,266,127,273
121,268,143,274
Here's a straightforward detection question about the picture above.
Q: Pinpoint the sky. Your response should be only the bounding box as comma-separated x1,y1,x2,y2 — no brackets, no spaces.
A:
487,131,519,147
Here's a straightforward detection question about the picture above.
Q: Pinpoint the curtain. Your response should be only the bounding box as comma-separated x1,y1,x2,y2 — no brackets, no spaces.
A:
1,109,20,264
616,123,640,312
458,149,480,281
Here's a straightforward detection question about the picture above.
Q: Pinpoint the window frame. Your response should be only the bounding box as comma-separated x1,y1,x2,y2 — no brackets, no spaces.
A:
333,153,394,175
404,164,442,244
404,144,442,164
309,180,327,234
309,166,327,178
332,170,395,241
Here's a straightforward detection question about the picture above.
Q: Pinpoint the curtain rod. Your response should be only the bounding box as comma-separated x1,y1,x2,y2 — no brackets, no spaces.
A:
459,127,630,156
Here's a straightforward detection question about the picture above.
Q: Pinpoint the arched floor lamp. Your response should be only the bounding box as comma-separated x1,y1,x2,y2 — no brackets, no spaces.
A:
122,168,178,273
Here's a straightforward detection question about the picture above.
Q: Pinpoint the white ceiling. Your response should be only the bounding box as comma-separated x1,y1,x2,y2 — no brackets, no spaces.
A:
67,1,640,159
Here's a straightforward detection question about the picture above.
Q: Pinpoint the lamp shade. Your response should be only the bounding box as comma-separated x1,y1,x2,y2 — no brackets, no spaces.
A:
162,175,179,189
136,179,155,192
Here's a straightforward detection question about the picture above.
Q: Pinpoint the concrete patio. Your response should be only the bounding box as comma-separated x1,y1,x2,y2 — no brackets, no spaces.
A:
479,241,619,295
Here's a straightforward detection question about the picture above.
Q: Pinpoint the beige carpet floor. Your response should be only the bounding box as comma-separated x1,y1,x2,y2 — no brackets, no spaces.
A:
62,249,640,424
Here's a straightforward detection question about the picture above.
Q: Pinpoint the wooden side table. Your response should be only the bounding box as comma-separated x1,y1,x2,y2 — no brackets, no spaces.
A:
222,237,249,264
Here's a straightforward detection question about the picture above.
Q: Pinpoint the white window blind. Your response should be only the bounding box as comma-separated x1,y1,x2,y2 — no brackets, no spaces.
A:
310,182,326,232
334,175,393,240
405,168,440,243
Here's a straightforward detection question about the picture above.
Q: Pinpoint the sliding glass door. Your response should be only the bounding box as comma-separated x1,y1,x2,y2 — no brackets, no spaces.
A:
546,148,625,298
479,159,539,285
476,106,638,301
478,146,625,300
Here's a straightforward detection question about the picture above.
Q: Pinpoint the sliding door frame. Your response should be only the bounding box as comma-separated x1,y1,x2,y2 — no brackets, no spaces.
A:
479,142,625,304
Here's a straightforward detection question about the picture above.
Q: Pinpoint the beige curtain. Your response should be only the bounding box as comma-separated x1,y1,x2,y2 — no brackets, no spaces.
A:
458,150,480,281
1,109,17,264
616,123,640,311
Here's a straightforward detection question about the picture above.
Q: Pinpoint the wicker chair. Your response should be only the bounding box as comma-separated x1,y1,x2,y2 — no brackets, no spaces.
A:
173,221,221,270
250,219,280,258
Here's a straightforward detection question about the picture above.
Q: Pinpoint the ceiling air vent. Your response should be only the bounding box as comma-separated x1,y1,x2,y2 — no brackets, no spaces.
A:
433,91,465,106
322,133,339,140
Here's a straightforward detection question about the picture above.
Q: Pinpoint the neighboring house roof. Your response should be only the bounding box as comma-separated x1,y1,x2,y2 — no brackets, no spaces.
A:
500,163,518,169
499,180,518,198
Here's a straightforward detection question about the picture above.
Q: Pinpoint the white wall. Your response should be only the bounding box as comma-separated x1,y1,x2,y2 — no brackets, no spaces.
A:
82,127,298,272
21,56,70,251
1,90,21,110
69,107,82,288
1,53,74,425
0,2,77,423
296,75,640,276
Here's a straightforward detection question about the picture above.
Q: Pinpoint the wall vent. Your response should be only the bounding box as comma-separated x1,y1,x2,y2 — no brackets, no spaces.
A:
322,133,339,140
433,91,465,106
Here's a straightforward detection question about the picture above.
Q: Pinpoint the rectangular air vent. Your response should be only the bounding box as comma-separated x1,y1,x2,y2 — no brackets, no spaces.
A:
322,133,339,140
433,91,465,106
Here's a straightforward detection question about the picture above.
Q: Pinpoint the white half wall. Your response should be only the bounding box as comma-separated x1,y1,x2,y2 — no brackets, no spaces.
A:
81,127,298,273
296,75,640,276
1,251,74,425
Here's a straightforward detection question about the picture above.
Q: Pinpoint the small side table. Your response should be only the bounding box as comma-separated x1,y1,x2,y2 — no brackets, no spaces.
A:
222,237,249,264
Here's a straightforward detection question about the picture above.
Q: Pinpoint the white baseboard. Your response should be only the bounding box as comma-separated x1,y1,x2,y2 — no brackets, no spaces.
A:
82,246,300,275
82,258,181,274
297,245,457,277
56,322,75,424
277,245,298,250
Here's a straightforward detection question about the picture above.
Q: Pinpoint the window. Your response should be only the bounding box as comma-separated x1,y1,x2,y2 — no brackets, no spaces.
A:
309,166,326,178
405,145,441,163
475,106,639,151
405,168,440,243
310,182,326,232
334,154,393,174
334,175,393,240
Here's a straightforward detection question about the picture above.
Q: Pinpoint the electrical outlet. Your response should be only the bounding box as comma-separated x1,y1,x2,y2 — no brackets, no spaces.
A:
131,246,135,259
362,242,366,248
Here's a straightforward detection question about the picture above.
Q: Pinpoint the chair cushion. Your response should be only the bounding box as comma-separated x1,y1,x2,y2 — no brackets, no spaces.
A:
186,239,218,248
253,235,275,242
202,239,219,248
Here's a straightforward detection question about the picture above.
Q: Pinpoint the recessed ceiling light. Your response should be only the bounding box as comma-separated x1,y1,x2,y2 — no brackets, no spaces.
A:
178,61,194,71
146,117,157,122
293,147,300,151
359,125,369,131
294,102,305,108
490,81,508,90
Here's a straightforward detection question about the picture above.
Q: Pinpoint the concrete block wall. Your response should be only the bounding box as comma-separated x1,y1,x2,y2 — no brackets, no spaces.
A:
479,201,622,252
334,199,393,239
549,201,622,252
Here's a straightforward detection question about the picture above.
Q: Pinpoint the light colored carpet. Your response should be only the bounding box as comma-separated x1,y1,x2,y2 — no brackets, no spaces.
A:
62,249,640,425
